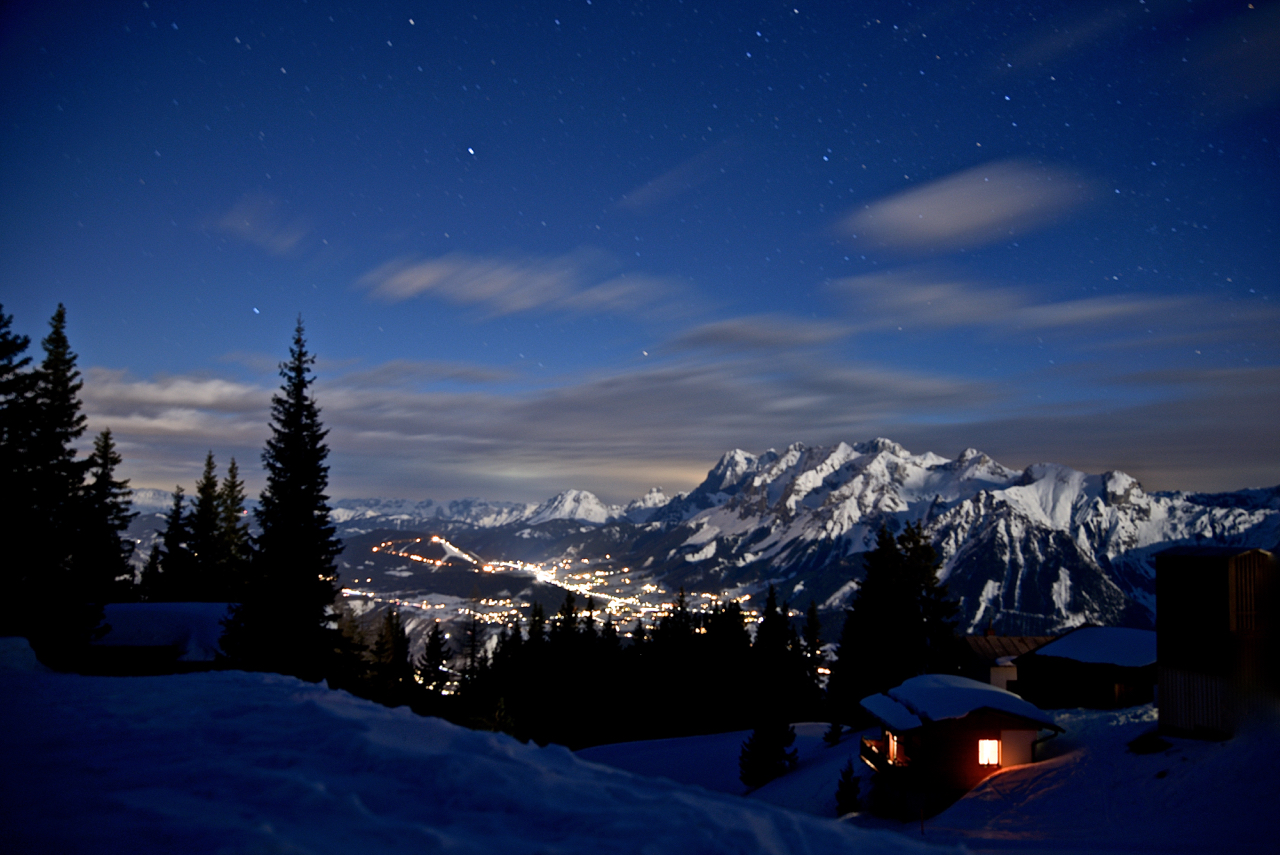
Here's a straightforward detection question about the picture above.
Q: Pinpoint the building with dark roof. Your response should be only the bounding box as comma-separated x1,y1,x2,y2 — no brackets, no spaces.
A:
1013,626,1157,710
960,634,1055,691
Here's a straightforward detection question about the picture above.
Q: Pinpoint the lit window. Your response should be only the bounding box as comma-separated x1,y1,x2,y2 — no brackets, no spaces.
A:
978,738,1000,766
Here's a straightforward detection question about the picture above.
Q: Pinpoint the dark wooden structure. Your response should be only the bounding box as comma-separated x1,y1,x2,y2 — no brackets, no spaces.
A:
1156,546,1277,737
86,602,231,676
859,674,1061,817
1013,626,1156,710
960,634,1055,691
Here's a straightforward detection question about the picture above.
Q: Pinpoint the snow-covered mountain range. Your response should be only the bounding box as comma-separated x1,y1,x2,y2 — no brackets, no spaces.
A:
329,439,1280,634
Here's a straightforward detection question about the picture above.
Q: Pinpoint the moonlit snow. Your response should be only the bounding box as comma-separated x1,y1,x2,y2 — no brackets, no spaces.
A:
0,638,944,855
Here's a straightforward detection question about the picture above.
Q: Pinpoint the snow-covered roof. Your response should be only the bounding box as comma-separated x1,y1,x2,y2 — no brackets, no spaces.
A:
861,674,1059,730
1030,627,1157,668
94,602,232,662
860,692,923,731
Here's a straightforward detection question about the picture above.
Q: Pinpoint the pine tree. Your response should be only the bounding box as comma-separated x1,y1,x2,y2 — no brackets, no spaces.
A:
188,451,222,597
29,306,90,594
370,606,415,705
216,457,252,599
828,524,961,720
221,318,343,680
77,429,138,601
738,720,798,789
835,758,861,815
415,621,449,693
25,306,103,663
0,305,35,633
154,485,192,600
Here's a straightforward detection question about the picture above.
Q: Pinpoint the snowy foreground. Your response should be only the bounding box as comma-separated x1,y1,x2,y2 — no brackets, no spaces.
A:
4,636,1276,855
0,639,943,855
583,706,1280,854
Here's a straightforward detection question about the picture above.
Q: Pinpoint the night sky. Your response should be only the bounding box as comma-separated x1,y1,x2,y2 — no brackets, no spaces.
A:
2,0,1277,503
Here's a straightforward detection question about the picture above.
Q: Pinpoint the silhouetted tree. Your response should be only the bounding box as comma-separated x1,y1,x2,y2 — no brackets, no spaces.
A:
148,485,192,600
0,305,35,632
77,429,137,600
738,720,798,789
828,523,961,720
222,318,342,681
25,306,103,664
370,606,415,706
187,452,222,594
414,620,450,693
835,758,861,815
216,457,252,598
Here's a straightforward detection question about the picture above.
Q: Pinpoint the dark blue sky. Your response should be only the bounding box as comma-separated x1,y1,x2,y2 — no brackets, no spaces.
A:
2,0,1277,502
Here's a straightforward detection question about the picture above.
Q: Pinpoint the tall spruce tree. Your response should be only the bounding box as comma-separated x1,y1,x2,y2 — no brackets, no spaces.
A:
18,306,107,664
188,451,222,597
828,523,960,720
0,305,35,633
221,318,342,680
216,457,252,599
78,429,138,601
149,485,192,600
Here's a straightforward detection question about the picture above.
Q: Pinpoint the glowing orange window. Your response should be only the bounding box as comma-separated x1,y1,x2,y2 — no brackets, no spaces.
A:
978,738,1000,766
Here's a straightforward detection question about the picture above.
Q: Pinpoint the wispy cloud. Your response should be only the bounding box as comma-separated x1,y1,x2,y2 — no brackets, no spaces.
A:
211,192,311,256
667,315,850,353
828,271,1189,337
613,138,746,212
358,250,675,318
838,160,1095,252
825,269,1280,360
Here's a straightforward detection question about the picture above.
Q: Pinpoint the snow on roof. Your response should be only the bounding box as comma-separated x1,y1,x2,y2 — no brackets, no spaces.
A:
1031,627,1157,668
94,602,232,661
862,674,1058,730
861,692,923,731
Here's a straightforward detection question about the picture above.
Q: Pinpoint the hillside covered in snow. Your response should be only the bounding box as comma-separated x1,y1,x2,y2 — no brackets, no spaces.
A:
0,639,943,855
326,439,1280,634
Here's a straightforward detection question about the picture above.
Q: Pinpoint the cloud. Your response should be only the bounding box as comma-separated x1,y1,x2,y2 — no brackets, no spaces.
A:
358,250,675,318
81,346,1279,505
613,138,745,212
212,192,311,256
838,160,1095,252
892,365,1280,494
826,270,1280,359
667,315,850,353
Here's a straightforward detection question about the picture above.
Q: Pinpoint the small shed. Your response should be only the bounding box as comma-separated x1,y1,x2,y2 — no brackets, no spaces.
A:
87,602,232,675
960,634,1056,691
1013,626,1157,710
859,674,1061,816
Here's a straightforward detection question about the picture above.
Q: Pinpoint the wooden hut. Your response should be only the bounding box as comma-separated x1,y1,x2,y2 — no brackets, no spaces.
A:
859,674,1061,816
1013,626,1156,709
1155,546,1277,737
960,634,1056,691
87,602,231,675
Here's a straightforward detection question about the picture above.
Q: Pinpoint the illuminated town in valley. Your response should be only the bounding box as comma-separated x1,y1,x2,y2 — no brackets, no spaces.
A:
341,533,769,643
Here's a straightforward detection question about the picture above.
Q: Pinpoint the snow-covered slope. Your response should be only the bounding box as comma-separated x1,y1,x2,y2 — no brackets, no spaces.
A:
0,639,948,855
579,703,1280,854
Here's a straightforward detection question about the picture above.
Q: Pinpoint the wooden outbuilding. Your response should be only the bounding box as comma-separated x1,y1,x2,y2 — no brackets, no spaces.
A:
86,602,231,675
960,634,1055,691
1013,626,1156,709
1155,546,1277,737
859,674,1061,817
